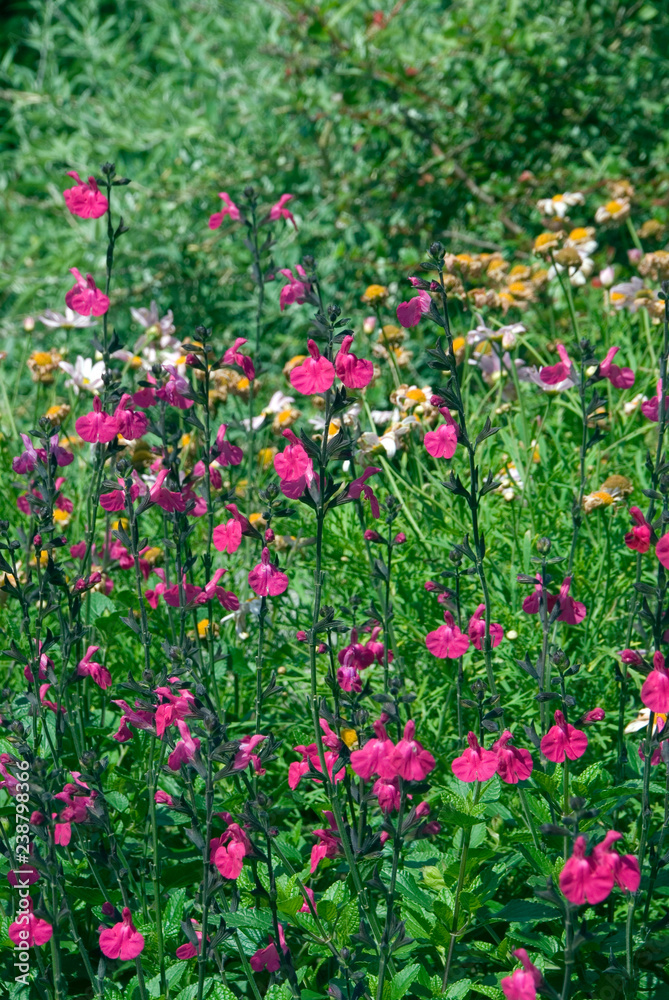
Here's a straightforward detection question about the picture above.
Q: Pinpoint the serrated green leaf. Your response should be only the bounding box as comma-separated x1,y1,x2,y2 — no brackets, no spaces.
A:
390,963,421,1000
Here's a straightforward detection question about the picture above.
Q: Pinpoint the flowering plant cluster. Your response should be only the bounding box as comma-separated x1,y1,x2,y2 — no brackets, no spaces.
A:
1,162,669,1000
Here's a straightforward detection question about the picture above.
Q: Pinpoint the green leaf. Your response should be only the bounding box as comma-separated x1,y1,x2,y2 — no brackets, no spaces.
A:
87,591,116,620
163,888,187,938
421,865,445,891
390,963,421,1000
489,899,558,923
445,980,472,1000
105,790,130,812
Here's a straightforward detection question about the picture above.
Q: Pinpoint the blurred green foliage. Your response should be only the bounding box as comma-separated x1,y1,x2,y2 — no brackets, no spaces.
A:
1,0,668,340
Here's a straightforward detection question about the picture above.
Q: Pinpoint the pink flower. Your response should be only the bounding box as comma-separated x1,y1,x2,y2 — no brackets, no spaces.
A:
269,193,297,229
208,192,241,229
289,340,335,394
390,720,436,781
248,547,289,597
215,424,243,466
501,950,542,1000
625,507,652,554
98,907,145,960
63,171,109,219
12,434,39,475
310,812,341,873
167,719,201,771
452,732,498,782
156,364,194,410
540,710,588,762
424,422,458,460
154,686,195,737
75,396,119,443
468,605,504,650
212,518,243,555
250,924,289,972
299,887,316,913
65,267,109,316
555,576,586,624
655,534,669,569
599,346,635,389
539,343,572,385
149,470,187,513
233,734,267,772
346,466,381,517
363,625,393,666
279,265,310,310
642,381,663,422
580,707,605,724
77,645,112,690
155,790,175,806
350,721,396,780
493,730,533,784
559,836,615,905
592,831,640,894
641,651,669,713
425,611,470,659
338,628,375,671
274,430,315,498
288,745,344,789
223,337,255,381
214,835,247,880
176,919,204,960
335,335,374,389
194,568,238,610
337,664,362,692
373,776,401,813
396,293,430,328
8,898,53,948
114,394,148,440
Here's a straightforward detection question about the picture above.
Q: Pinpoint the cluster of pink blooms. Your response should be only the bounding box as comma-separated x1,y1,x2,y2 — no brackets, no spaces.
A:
425,605,504,660
560,831,640,905
288,337,374,394
521,574,586,624
208,191,297,232
336,625,392,692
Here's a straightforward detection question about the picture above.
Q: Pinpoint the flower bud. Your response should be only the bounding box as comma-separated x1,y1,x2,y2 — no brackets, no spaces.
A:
429,241,444,257
364,530,382,542
264,528,275,543
393,532,406,545
536,537,552,555
33,534,42,548
628,248,642,265
599,265,615,287
363,315,376,334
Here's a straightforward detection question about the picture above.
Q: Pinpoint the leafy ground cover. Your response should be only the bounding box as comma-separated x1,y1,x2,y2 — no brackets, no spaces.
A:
1,3,669,1000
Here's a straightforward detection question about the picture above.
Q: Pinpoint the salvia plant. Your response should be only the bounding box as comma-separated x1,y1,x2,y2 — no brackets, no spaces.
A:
1,164,669,1000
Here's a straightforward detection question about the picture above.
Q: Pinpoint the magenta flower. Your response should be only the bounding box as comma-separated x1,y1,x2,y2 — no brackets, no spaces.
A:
248,547,288,597
641,381,663,422
148,470,187,513
468,605,504,650
214,831,247,879
269,193,297,229
215,424,243,466
274,429,314,491
310,812,341,873
167,720,201,771
540,710,588,762
223,337,255,381
193,568,238,610
655,534,669,569
98,907,145,960
364,625,393,665
299,886,317,913
373,776,401,813
501,949,542,1000
424,421,457,460
390,720,436,780
233,734,267,772
592,831,640,894
350,721,396,780
75,397,119,443
425,611,470,659
289,339,335,394
154,686,195,737
559,836,615,905
63,171,108,219
346,466,381,517
208,192,240,230
539,343,572,385
396,292,430,328
641,651,669,713
212,518,243,555
580,706,605,724
338,628,375,671
521,573,557,615
8,898,53,948
65,268,109,317
114,394,148,440
279,265,310,310
77,645,112,690
452,732,498,782
176,919,204,960
12,434,39,475
100,477,139,512
156,364,194,410
288,744,344,790
154,790,175,806
555,576,586,624
337,664,362,693
599,346,635,389
492,730,533,783
625,507,652,554
250,924,289,972
334,335,374,389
